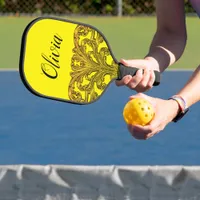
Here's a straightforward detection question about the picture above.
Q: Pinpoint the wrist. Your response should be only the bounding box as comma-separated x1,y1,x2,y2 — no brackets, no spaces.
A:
168,99,181,120
168,95,189,122
144,56,160,72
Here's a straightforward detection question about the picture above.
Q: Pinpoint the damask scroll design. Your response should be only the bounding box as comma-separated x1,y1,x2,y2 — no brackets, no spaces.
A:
68,25,118,103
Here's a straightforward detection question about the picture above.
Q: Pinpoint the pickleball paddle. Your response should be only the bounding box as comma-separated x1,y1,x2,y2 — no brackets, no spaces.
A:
19,16,160,105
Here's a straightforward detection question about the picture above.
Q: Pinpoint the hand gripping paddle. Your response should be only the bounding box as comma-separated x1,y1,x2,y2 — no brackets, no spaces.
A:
19,17,160,105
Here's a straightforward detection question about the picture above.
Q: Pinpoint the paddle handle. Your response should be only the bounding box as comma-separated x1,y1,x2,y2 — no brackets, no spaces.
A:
117,63,160,86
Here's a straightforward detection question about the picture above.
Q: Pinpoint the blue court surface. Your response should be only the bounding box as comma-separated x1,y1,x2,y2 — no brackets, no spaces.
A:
0,70,200,165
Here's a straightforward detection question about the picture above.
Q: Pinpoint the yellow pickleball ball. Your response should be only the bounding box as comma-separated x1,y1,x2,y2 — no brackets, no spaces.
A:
123,98,155,126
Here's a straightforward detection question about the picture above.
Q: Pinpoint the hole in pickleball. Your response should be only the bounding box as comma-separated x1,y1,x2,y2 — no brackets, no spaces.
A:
141,108,144,111
145,114,148,117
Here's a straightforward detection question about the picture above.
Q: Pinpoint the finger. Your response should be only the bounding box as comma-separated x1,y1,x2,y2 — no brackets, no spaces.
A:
120,59,147,68
132,122,159,140
127,124,133,133
146,131,158,139
127,124,145,140
134,69,156,92
127,69,143,89
134,85,150,93
133,133,148,140
129,92,145,100
115,75,132,86
146,69,155,88
129,128,147,140
132,125,153,135
145,120,166,139
129,124,150,140
145,126,160,139
144,114,164,139
139,68,151,88
145,125,164,139
117,59,147,88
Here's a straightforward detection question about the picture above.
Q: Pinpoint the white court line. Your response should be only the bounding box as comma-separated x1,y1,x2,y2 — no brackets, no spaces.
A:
0,68,19,71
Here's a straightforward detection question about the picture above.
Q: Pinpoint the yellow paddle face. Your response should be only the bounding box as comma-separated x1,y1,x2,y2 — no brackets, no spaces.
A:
20,17,118,104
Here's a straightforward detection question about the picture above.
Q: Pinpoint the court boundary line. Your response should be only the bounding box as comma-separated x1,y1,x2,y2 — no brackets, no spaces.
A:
0,68,19,71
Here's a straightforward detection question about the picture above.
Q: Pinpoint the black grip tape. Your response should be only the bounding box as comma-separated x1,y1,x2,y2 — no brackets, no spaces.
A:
117,63,160,86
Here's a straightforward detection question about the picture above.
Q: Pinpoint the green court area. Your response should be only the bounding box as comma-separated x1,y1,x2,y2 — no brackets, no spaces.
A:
0,16,199,69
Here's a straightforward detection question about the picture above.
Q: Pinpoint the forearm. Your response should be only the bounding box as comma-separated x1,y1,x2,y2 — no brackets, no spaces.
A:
176,65,200,108
144,0,187,73
145,30,187,72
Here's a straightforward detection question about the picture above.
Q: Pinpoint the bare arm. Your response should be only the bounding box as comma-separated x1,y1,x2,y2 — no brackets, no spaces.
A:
116,0,187,92
145,0,187,72
176,65,200,108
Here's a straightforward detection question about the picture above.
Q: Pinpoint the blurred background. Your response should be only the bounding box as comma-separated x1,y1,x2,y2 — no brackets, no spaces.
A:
0,0,196,16
0,0,200,70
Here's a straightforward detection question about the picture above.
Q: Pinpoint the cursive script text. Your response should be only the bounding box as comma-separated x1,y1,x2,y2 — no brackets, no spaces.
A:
41,33,63,78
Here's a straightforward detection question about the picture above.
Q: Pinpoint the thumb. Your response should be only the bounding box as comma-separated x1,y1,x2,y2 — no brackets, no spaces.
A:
120,58,147,68
129,92,148,100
